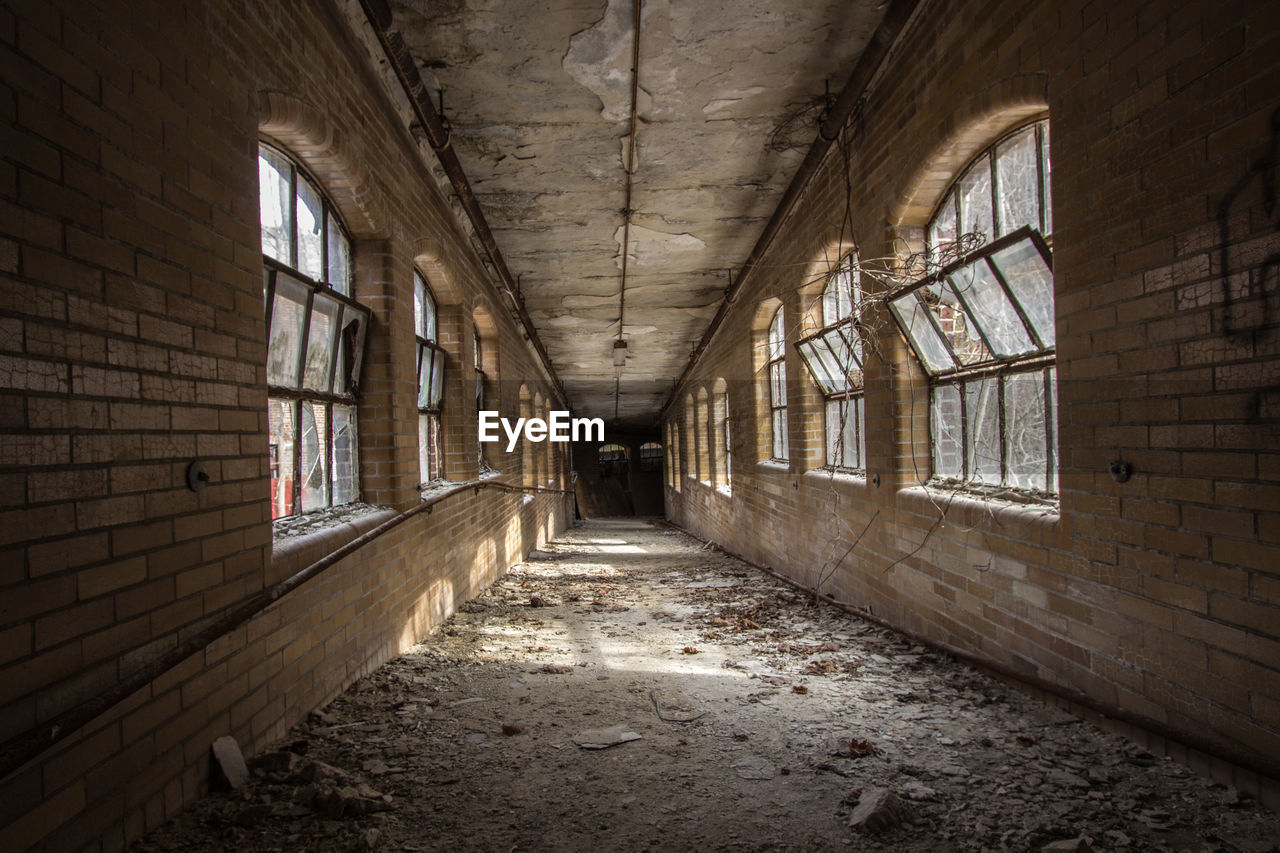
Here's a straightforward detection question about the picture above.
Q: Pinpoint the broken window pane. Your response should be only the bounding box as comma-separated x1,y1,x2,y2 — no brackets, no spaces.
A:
965,378,1001,484
300,401,330,512
772,408,788,460
332,404,358,506
949,261,1033,357
268,398,296,520
958,154,994,244
1041,122,1052,235
929,195,957,252
991,239,1055,347
996,125,1039,236
934,280,990,366
891,291,954,374
304,292,341,392
327,211,350,295
931,384,963,480
296,175,325,282
1003,371,1048,491
268,274,308,388
259,147,292,265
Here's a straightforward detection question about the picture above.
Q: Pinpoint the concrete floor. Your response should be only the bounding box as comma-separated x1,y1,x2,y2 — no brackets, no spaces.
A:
132,519,1280,852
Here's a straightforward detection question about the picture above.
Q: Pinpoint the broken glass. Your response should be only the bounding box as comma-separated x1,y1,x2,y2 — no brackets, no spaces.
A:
1003,371,1048,491
259,148,292,265
326,211,350,295
268,398,296,520
996,125,1039,237
991,238,1054,347
296,175,324,282
890,291,954,374
931,384,963,480
965,377,1001,484
929,195,957,252
268,273,308,388
949,260,1033,357
958,155,994,244
300,401,330,512
303,292,341,392
331,404,358,506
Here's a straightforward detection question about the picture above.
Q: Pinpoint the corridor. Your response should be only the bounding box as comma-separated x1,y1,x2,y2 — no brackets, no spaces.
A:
133,520,1279,852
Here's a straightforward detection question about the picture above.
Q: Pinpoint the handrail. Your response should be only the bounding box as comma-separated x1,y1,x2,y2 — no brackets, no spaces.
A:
0,478,568,781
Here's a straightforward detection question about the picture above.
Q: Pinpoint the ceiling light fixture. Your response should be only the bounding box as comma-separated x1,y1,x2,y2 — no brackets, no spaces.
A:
613,339,628,367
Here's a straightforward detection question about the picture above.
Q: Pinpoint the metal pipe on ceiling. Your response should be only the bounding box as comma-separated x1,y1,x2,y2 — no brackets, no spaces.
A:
358,0,569,409
659,0,923,421
613,0,643,421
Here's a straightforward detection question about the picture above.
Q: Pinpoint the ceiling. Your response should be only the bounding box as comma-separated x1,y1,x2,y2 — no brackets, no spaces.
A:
389,0,887,427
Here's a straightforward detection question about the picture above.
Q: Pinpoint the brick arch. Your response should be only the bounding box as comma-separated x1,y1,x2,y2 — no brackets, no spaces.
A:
410,237,463,305
890,74,1049,231
258,89,387,238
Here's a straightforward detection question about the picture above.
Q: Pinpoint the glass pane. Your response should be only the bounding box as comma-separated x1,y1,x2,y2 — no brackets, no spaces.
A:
958,154,994,245
949,261,1033,357
965,377,1001,484
772,409,787,459
933,281,989,366
424,345,440,412
414,275,426,340
769,360,786,404
259,148,291,264
823,324,862,384
418,413,431,485
300,401,330,512
1004,371,1048,491
768,309,785,361
856,397,866,470
422,283,436,340
931,384,963,480
825,398,841,466
332,404,358,506
1041,122,1052,235
837,321,864,366
326,211,350,295
823,266,854,325
991,238,1055,348
268,274,308,388
798,340,844,395
1047,367,1058,492
929,192,957,252
430,349,445,408
268,398,296,519
996,125,1039,237
890,292,953,374
843,397,861,469
304,293,341,392
296,175,324,281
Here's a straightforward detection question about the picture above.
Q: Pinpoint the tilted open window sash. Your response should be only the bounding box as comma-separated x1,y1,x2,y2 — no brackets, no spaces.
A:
417,342,446,412
265,259,370,397
795,320,864,396
887,226,1057,495
888,226,1053,379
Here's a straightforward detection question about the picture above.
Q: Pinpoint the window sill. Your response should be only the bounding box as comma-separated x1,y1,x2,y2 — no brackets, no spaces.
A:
756,460,790,474
898,483,1060,537
270,502,399,586
803,467,866,487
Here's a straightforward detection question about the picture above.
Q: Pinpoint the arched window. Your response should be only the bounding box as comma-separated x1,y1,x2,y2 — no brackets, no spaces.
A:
416,271,446,484
260,143,370,519
638,442,662,472
796,256,865,470
890,119,1056,496
599,443,628,478
766,306,788,461
713,380,731,491
696,388,710,484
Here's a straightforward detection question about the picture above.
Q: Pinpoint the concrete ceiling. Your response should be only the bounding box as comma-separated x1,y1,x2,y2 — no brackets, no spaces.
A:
390,0,887,427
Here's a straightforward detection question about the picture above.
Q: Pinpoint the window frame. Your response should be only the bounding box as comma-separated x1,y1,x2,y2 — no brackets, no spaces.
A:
415,270,446,485
796,256,866,472
891,226,1058,497
766,306,788,462
638,442,662,473
260,142,369,519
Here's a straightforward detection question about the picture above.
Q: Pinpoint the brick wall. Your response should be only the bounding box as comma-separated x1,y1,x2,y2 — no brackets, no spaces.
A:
0,0,568,848
667,0,1280,786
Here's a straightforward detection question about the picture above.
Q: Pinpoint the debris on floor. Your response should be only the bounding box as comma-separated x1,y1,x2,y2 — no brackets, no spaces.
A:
131,519,1280,852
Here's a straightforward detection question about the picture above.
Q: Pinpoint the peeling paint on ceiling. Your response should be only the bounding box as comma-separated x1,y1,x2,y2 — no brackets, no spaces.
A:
390,0,885,426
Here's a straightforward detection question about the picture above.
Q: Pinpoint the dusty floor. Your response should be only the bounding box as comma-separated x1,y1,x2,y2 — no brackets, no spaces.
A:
133,518,1280,852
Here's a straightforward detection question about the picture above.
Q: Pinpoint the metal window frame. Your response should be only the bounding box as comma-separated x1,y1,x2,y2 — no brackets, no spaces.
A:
260,141,352,296
766,307,788,461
